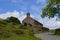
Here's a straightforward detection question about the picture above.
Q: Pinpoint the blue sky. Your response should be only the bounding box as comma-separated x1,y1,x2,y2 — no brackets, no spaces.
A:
0,0,60,29
0,0,46,13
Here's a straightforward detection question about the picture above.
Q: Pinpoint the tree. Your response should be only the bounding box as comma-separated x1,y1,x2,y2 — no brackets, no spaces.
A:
5,16,21,24
41,0,60,18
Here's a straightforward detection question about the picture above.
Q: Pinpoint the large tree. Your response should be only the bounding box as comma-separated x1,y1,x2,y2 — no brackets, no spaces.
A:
41,0,60,19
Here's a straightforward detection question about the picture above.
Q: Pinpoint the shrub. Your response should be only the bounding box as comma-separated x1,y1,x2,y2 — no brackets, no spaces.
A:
5,16,21,24
55,28,60,35
42,27,49,31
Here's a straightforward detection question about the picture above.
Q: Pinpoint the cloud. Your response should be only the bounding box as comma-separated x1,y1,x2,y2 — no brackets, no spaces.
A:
0,10,35,23
30,13,60,29
38,16,60,29
0,10,60,29
0,10,26,23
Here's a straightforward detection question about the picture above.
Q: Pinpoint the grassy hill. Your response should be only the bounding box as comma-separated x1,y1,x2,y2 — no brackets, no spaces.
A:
0,20,42,40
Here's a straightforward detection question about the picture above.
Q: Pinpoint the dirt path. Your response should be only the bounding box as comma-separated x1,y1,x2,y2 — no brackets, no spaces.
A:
34,32,60,40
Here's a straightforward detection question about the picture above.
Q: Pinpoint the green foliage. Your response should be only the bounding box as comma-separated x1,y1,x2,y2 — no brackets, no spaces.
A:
5,16,21,24
41,0,60,18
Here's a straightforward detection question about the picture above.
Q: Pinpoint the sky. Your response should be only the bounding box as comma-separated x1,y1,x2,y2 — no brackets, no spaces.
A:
0,0,60,30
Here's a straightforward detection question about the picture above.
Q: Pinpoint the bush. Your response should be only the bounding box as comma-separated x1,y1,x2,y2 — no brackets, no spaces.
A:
55,28,60,35
5,16,21,24
42,27,49,31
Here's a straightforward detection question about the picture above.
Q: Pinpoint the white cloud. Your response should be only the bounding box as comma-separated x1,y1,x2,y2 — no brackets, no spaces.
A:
38,16,60,30
30,13,60,29
0,10,35,23
0,10,60,29
0,10,26,23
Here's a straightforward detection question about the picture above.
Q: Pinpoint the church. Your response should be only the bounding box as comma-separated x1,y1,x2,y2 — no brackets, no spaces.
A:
22,12,43,30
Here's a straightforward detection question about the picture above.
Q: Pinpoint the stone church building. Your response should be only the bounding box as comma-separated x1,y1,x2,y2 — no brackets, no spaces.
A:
22,12,43,30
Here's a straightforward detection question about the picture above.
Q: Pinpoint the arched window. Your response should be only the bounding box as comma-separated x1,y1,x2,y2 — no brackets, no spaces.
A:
24,23,27,26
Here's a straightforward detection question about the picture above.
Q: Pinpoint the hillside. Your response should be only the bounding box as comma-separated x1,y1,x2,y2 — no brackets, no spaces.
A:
0,20,42,40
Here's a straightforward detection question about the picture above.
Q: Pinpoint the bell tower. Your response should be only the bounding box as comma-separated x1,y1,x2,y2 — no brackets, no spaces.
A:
27,12,30,17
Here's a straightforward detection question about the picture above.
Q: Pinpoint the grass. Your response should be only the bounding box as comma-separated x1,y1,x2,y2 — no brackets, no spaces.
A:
0,34,41,40
0,24,42,40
